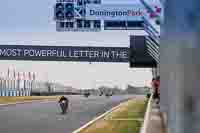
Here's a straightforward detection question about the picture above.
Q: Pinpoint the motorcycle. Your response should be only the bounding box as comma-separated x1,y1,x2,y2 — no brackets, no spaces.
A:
59,100,68,114
84,92,90,98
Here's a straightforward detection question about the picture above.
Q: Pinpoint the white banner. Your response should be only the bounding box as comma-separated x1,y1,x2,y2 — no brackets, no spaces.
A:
86,4,146,21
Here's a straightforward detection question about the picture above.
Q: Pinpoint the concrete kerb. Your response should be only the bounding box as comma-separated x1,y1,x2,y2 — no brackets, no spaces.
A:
72,98,134,133
160,111,168,133
140,94,153,133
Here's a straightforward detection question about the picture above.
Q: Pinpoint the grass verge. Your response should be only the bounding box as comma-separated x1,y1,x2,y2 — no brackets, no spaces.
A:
79,98,147,133
0,96,59,104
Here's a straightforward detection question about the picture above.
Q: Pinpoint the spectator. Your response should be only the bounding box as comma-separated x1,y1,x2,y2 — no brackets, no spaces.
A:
151,78,156,88
152,76,160,104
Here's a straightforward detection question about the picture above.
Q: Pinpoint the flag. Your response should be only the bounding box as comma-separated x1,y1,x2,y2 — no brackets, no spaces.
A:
23,72,26,80
156,8,161,13
17,72,20,80
13,70,16,79
149,12,157,18
28,72,31,80
7,68,10,78
33,72,36,80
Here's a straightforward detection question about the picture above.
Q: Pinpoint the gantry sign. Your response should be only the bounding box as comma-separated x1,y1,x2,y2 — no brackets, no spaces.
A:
0,45,129,63
53,0,161,67
53,0,152,31
0,0,157,65
0,36,158,65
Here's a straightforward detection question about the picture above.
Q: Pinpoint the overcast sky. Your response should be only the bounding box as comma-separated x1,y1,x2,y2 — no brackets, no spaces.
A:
0,0,160,89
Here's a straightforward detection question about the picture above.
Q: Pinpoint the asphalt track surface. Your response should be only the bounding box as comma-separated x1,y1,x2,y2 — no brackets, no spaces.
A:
0,95,136,133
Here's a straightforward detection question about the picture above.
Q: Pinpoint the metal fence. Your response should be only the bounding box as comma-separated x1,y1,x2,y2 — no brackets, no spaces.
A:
0,78,32,96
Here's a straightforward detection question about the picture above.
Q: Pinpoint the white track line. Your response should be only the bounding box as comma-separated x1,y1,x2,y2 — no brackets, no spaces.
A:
72,99,132,133
105,118,144,121
0,99,56,106
140,94,153,133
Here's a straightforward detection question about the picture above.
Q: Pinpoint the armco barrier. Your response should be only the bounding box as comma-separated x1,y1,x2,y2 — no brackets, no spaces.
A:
0,90,31,97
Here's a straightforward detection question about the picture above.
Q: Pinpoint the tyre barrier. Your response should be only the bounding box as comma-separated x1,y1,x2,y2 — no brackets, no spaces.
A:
0,90,31,96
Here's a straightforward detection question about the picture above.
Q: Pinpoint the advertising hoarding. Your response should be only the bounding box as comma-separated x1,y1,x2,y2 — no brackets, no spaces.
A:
86,4,146,21
0,45,129,63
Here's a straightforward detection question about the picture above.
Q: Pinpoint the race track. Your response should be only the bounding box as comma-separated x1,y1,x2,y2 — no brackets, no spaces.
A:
0,95,136,133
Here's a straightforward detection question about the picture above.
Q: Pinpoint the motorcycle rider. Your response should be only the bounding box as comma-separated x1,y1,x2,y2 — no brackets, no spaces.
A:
58,96,69,114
